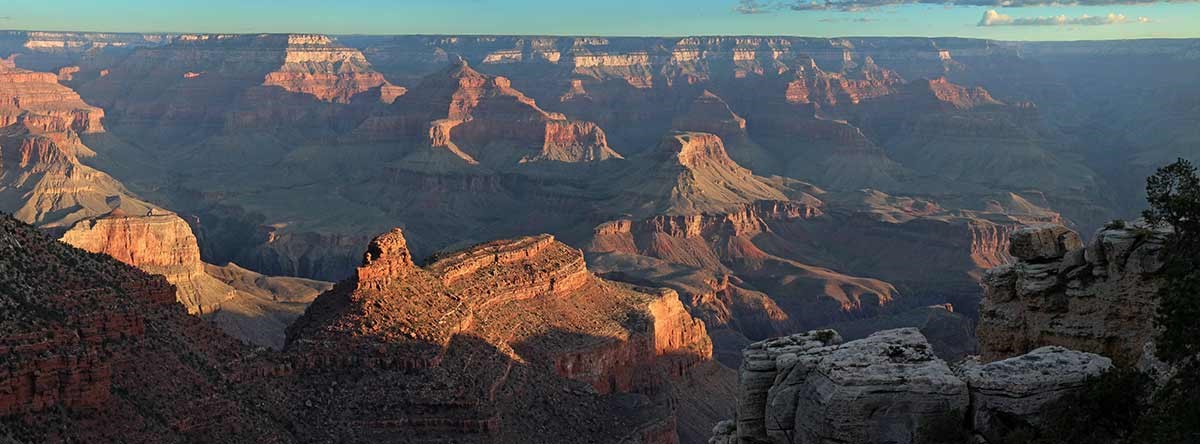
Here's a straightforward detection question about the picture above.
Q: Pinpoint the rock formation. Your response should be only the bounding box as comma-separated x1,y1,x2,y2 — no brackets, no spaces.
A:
978,223,1165,365
715,328,1113,444
609,132,787,217
286,228,716,442
362,61,622,166
59,210,330,348
0,64,153,229
958,346,1112,442
0,214,295,442
260,34,391,103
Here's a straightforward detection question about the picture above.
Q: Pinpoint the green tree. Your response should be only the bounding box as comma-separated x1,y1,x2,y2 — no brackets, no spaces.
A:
1142,158,1200,364
1139,158,1200,443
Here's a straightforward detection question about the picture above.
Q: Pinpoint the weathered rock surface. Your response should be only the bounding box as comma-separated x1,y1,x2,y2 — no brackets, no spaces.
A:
978,223,1165,365
789,328,969,444
731,328,968,444
735,330,842,444
719,328,1114,444
286,228,716,442
958,346,1112,442
1008,223,1082,262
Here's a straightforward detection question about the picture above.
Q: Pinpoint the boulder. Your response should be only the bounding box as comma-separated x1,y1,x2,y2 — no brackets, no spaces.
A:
959,346,1112,442
1008,224,1082,262
736,330,842,444
789,328,969,444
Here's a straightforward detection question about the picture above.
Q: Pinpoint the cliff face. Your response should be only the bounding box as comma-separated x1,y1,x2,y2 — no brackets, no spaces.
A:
0,65,156,229
363,62,622,167
0,66,104,132
609,132,789,217
286,228,715,442
713,223,1166,444
978,223,1166,365
260,34,390,103
0,214,295,442
59,210,330,348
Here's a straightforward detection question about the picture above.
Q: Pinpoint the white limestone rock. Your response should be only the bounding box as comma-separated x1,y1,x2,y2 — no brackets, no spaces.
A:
959,346,1112,443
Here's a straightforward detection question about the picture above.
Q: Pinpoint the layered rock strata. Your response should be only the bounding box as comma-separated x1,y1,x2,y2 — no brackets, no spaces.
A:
978,223,1166,365
286,228,714,442
0,214,295,442
60,210,330,348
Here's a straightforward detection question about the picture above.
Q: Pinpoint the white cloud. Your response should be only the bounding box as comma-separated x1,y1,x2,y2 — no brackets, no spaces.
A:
978,9,1151,26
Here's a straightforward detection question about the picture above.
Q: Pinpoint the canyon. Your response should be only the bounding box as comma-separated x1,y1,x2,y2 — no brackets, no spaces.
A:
712,222,1163,444
1,30,1198,442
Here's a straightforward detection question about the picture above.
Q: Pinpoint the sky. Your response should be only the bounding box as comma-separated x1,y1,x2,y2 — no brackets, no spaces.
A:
1,0,1198,40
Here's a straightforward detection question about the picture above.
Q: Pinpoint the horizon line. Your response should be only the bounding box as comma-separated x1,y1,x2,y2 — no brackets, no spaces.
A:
2,28,1197,43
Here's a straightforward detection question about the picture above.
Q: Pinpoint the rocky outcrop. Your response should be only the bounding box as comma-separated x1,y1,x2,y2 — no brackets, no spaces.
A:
0,65,104,132
978,223,1165,365
1008,223,1082,262
610,132,788,217
734,330,843,443
60,210,331,348
719,328,1115,444
60,211,205,284
260,34,390,103
286,228,716,441
731,328,968,444
0,214,295,442
958,346,1112,442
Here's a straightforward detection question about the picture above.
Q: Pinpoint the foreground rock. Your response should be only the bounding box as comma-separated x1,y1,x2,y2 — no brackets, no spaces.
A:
789,328,968,444
958,346,1112,442
0,214,295,441
1,216,722,443
719,328,1113,444
978,223,1166,365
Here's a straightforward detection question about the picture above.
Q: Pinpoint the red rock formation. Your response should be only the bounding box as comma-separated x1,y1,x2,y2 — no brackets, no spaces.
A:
286,228,714,442
610,132,789,216
359,61,622,165
260,35,390,103
0,214,294,442
0,65,103,133
0,70,154,229
60,210,331,348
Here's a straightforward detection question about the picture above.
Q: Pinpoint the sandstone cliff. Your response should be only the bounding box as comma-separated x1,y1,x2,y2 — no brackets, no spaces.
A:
0,214,297,442
260,34,391,103
59,210,330,348
0,65,154,229
286,228,717,442
361,61,622,167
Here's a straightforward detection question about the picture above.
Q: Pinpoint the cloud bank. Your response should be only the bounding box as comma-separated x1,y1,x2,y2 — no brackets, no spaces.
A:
738,0,1186,13
978,9,1151,25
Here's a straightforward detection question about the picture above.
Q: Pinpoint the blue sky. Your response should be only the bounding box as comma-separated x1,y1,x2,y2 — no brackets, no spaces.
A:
2,0,1198,40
